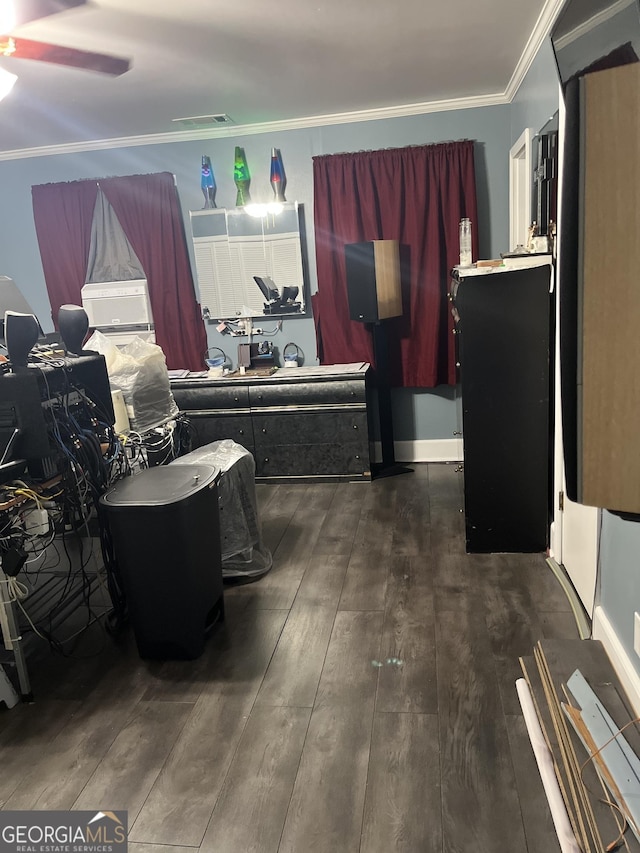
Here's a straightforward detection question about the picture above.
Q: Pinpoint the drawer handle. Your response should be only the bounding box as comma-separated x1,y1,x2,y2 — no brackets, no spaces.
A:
353,424,358,429
264,457,269,463
355,454,360,460
239,429,244,435
262,427,267,434
234,396,239,402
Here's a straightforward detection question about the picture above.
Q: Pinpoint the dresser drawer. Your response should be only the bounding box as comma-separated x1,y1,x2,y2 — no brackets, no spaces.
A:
172,384,250,413
255,442,369,478
252,411,368,446
187,414,254,454
249,379,365,410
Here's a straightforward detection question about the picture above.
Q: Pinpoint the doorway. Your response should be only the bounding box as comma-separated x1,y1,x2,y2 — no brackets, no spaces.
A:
550,91,599,620
510,103,599,620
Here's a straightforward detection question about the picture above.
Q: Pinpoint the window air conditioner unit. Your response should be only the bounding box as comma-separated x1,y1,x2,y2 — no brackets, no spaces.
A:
81,280,152,328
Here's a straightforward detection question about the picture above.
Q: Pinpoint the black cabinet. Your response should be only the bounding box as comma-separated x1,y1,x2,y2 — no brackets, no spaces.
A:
171,365,372,482
452,263,553,553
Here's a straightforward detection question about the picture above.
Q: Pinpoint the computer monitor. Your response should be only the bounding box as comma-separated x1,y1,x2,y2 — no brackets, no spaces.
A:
0,372,51,464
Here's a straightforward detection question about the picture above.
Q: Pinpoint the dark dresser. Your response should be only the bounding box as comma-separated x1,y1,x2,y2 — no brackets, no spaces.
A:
451,262,553,553
170,363,373,482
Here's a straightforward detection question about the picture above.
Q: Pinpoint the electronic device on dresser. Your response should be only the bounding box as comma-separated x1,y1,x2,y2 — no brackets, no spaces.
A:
237,341,275,370
253,276,301,314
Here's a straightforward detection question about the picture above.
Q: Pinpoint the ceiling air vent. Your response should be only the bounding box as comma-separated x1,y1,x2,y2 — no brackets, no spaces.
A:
171,114,234,129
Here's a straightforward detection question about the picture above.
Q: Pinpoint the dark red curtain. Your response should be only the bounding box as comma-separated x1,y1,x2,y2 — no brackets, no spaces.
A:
32,179,98,325
312,141,478,387
32,172,207,370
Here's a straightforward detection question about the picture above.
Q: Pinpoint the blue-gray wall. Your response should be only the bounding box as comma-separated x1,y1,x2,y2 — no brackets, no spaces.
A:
510,39,560,144
599,511,640,668
0,105,510,444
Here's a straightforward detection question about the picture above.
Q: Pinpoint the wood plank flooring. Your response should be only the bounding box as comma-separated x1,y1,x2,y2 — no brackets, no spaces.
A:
0,463,579,852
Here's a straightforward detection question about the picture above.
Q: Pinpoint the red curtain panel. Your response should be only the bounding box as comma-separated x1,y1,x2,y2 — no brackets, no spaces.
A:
31,179,99,328
312,141,478,387
32,172,207,370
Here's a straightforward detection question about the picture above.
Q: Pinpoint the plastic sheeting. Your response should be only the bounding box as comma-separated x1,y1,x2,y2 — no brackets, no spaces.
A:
173,440,272,580
85,329,178,433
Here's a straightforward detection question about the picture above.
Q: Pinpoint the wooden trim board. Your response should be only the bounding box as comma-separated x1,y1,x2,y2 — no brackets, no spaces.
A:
372,240,402,319
580,63,640,512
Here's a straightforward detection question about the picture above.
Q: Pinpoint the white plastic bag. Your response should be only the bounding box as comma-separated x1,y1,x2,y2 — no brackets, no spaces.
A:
173,440,272,579
85,330,178,433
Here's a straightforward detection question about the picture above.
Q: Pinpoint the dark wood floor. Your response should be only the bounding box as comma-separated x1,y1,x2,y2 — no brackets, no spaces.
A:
0,463,578,852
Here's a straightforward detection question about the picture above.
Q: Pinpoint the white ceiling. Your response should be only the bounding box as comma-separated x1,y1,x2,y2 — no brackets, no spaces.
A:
0,0,563,157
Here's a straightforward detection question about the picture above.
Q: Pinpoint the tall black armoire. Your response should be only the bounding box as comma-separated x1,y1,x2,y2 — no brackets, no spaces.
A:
452,261,553,553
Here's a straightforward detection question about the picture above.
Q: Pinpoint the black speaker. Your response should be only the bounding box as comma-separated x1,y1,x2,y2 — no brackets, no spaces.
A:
345,240,402,323
58,304,89,356
4,311,39,369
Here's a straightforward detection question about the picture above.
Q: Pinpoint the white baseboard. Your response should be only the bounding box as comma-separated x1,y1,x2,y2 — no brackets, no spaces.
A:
373,438,463,464
592,604,640,715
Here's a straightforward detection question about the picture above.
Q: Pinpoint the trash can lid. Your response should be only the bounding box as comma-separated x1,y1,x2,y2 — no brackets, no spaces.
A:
100,464,220,509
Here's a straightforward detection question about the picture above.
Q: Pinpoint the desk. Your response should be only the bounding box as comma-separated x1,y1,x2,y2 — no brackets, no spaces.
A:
0,535,110,701
0,474,111,701
0,476,63,698
171,363,373,482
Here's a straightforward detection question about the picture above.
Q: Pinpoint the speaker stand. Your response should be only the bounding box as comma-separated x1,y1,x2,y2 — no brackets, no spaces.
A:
371,321,413,479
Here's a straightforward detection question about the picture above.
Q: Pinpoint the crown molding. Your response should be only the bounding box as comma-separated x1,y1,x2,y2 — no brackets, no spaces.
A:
0,91,509,162
554,0,633,50
504,0,566,102
0,0,571,164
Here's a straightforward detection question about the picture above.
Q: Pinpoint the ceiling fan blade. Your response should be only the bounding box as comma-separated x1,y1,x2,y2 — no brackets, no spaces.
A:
4,36,130,75
12,0,88,29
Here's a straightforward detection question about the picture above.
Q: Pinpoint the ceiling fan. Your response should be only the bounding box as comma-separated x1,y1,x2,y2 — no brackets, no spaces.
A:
0,0,130,77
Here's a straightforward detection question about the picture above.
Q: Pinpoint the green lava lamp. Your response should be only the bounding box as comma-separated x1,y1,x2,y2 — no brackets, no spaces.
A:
233,147,251,206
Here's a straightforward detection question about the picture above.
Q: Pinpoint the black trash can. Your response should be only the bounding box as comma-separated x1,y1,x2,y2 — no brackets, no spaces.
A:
100,464,224,659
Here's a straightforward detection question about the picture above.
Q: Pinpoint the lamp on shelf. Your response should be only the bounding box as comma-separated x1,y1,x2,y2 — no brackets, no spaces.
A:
201,155,217,209
233,147,251,206
270,148,286,203
237,147,288,217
